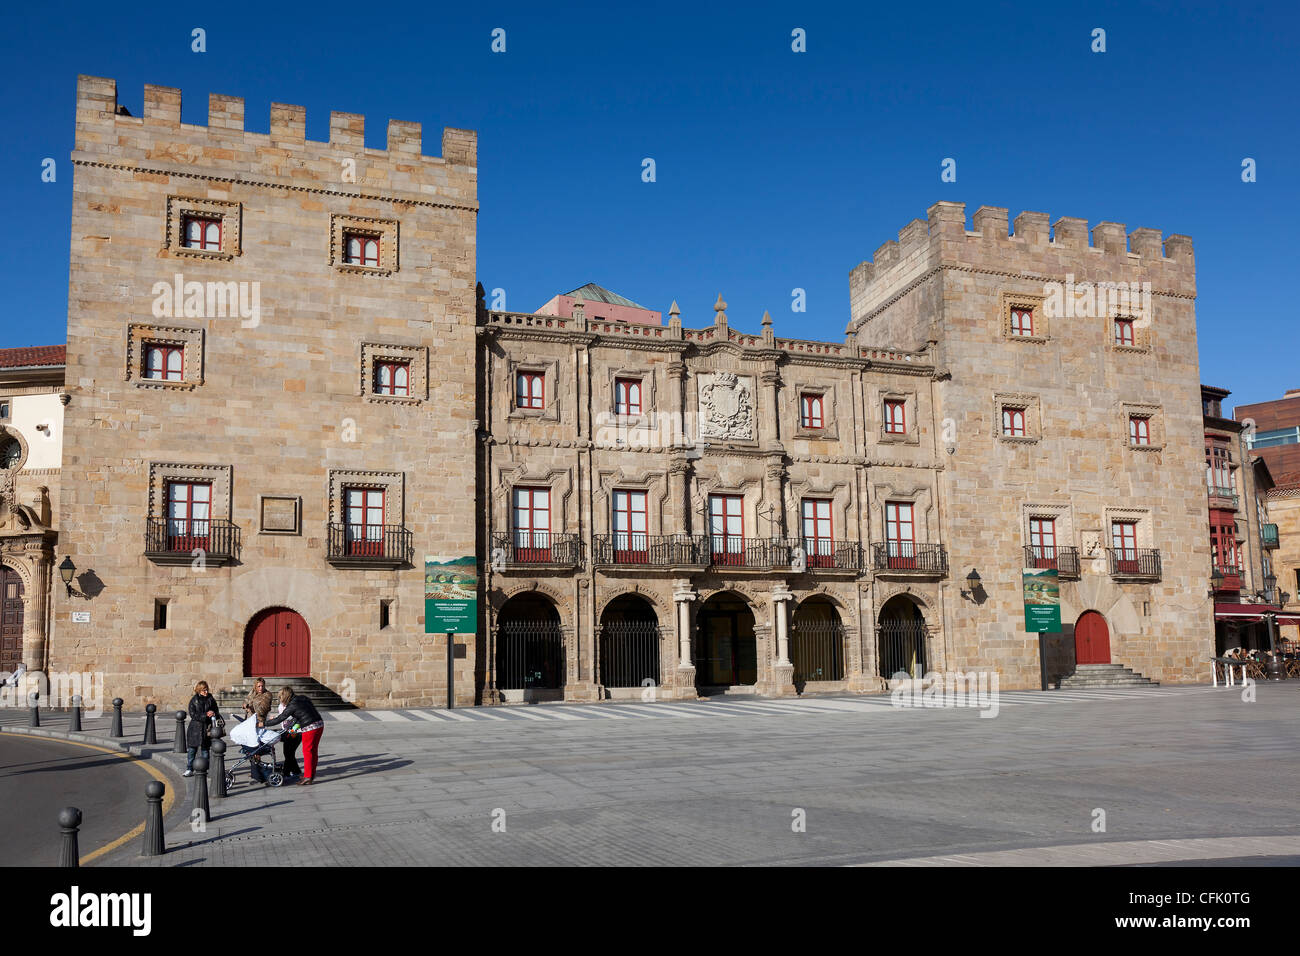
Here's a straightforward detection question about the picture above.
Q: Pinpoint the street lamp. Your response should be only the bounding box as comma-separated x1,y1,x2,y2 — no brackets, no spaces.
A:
961,568,983,601
1209,567,1224,593
59,556,76,597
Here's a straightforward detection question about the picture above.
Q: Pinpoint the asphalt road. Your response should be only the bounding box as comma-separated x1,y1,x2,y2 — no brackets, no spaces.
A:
0,733,170,866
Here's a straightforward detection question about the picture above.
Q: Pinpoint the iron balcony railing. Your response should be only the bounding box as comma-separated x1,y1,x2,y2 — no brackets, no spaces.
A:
326,523,413,567
145,517,240,565
870,542,948,574
1022,546,1081,578
491,531,583,568
1107,548,1162,579
797,538,864,571
592,533,707,568
706,535,794,570
1262,523,1279,548
1207,486,1239,509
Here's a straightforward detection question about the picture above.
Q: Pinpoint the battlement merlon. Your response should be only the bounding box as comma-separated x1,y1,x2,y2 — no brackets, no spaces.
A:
848,201,1195,333
72,76,477,207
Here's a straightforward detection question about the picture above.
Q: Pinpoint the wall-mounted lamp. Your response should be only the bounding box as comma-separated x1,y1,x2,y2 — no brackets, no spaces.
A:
59,556,78,597
960,568,984,601
1209,567,1224,595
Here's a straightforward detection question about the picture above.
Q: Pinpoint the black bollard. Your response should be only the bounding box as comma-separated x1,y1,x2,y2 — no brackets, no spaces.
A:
69,694,83,732
143,703,157,744
141,781,166,857
28,692,39,728
173,710,187,754
58,807,81,867
210,717,224,743
110,697,124,738
209,739,227,800
191,756,210,823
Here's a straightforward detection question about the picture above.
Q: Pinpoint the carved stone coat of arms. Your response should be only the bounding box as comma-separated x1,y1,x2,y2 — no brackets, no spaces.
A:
698,371,755,441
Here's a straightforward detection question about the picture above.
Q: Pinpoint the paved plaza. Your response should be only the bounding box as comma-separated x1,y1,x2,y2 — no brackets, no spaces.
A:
3,683,1297,866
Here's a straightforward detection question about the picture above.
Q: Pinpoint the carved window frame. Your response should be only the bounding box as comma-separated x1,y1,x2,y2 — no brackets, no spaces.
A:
994,392,1041,444
148,462,233,521
791,380,838,440
877,386,919,446
360,342,428,404
1122,402,1164,452
1000,291,1049,344
605,365,656,426
508,358,561,422
1104,506,1155,550
1020,503,1075,552
330,215,398,276
328,470,404,526
126,323,205,390
165,197,241,261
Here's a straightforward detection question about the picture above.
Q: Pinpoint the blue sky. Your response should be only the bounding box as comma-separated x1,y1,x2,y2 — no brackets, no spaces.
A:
1,0,1296,409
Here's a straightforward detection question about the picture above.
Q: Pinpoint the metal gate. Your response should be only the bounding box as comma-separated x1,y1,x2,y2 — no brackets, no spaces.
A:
790,621,845,684
599,620,661,688
497,620,565,690
877,617,927,678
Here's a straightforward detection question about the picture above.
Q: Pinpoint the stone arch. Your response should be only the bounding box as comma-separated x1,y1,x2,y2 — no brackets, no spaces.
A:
597,585,670,620
0,554,33,591
494,589,566,694
491,580,571,616
697,584,765,618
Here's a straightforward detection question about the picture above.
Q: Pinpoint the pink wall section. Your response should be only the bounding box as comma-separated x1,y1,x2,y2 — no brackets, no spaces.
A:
535,294,662,326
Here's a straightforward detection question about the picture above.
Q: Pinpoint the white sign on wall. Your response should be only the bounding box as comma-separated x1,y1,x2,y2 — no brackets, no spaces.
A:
71,611,90,623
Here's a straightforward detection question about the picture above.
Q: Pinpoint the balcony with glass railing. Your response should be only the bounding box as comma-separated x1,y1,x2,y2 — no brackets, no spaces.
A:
1262,523,1279,549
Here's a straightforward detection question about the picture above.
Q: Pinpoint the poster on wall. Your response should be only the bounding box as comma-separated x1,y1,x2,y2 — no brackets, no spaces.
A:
1022,567,1061,632
424,555,478,634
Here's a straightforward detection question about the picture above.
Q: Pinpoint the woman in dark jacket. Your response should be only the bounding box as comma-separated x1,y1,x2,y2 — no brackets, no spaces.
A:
183,680,222,776
265,687,324,785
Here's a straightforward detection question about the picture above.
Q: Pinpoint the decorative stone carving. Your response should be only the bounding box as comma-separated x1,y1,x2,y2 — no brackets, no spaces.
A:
697,371,755,441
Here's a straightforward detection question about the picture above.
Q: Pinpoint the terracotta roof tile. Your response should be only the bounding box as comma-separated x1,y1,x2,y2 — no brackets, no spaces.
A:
0,345,66,368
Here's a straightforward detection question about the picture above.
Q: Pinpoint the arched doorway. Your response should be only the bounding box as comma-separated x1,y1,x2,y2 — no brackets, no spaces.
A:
1075,610,1111,664
1,565,23,673
496,594,564,692
694,592,757,689
878,595,927,679
599,594,660,689
791,596,845,690
244,607,311,677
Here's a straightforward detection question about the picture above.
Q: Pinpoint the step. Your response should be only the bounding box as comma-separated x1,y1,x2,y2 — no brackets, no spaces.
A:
1057,661,1158,689
216,677,355,711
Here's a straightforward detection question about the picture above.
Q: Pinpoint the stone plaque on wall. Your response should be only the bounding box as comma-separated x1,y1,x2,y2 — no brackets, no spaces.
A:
260,495,300,534
697,371,756,442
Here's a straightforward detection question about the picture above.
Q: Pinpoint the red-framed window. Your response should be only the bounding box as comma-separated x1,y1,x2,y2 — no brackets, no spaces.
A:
612,489,648,562
516,371,544,409
1114,318,1135,346
343,233,380,266
1111,520,1138,572
801,498,834,567
144,343,184,381
885,501,916,569
512,487,551,561
375,361,410,397
709,494,744,565
344,487,385,556
1029,517,1057,569
614,378,642,416
1010,308,1034,337
166,481,211,551
884,399,906,435
182,216,221,251
1002,406,1026,437
1210,522,1240,580
800,393,824,429
1129,415,1150,446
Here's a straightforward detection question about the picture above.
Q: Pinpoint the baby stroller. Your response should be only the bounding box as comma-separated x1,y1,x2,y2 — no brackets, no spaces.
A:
225,716,289,789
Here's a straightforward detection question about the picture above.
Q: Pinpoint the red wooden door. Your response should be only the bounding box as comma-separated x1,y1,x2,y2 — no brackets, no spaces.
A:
1075,611,1111,665
246,608,311,677
1,567,23,672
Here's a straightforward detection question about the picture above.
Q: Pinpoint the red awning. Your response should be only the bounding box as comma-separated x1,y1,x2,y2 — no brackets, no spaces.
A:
1214,602,1280,622
1277,615,1300,627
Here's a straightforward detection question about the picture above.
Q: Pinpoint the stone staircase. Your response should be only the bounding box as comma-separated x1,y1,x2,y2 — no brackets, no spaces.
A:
1057,663,1158,689
215,677,355,713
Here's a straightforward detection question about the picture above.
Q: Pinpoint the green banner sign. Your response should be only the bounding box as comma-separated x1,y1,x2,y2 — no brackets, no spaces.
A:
425,555,478,634
1023,567,1061,632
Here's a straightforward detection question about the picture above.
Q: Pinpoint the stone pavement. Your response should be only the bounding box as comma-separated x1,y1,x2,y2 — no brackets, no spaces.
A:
3,683,1296,866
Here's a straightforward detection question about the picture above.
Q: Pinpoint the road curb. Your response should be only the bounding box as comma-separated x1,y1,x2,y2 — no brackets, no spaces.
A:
1,725,190,776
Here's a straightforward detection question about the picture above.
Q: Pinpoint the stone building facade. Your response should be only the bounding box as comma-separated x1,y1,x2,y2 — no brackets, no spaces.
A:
848,203,1212,687
0,347,64,678
53,76,479,707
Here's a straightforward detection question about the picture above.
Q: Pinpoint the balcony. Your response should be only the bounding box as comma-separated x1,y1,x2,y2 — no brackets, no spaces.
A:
870,542,948,577
1107,548,1162,581
592,533,707,569
796,538,865,573
145,517,240,566
705,536,793,571
1022,546,1081,579
491,531,583,570
1207,486,1239,510
1262,523,1279,549
326,523,413,569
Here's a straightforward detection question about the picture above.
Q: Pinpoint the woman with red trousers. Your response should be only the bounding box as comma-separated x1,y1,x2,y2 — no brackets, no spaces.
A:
266,686,324,785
